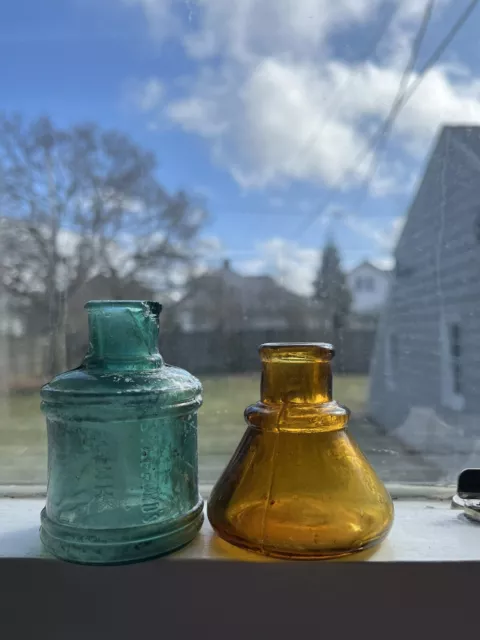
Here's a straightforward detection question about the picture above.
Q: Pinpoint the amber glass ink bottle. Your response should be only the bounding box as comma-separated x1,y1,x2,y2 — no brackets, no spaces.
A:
207,343,393,559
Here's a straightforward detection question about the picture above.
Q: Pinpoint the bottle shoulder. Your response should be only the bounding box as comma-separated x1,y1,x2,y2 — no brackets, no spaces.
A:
244,400,350,432
41,363,202,403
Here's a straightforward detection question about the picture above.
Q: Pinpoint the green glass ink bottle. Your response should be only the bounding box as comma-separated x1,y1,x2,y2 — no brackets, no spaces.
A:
40,300,203,564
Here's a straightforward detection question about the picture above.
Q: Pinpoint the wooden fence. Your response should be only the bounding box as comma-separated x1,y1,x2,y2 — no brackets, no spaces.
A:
158,328,375,375
0,327,376,391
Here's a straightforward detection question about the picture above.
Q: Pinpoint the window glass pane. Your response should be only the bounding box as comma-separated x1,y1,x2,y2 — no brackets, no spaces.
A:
1,0,479,488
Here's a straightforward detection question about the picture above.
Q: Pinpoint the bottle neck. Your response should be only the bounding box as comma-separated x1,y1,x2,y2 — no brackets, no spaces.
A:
260,344,333,405
83,301,163,370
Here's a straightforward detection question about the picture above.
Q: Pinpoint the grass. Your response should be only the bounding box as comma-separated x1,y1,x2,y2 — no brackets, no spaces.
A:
198,373,369,456
0,374,370,485
0,373,445,485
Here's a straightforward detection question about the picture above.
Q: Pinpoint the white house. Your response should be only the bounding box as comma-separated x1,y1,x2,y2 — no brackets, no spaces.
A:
346,261,391,315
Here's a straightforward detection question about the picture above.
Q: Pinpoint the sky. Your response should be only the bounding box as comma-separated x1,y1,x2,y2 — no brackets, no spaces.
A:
2,0,480,295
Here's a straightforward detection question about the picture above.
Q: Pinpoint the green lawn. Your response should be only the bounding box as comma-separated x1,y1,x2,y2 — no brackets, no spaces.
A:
198,373,368,456
0,374,370,485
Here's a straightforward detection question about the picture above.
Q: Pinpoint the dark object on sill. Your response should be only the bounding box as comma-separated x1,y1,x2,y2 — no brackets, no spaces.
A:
39,300,203,564
452,468,480,523
207,342,394,560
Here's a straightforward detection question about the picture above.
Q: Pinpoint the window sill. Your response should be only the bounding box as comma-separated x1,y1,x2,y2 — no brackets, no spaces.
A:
0,494,478,562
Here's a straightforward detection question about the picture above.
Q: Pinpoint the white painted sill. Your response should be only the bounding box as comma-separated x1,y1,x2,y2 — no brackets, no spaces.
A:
1,484,478,562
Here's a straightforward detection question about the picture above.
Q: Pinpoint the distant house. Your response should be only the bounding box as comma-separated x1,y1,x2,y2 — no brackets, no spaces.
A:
67,274,155,327
169,260,321,333
368,125,480,475
347,261,391,316
66,274,156,364
346,261,390,330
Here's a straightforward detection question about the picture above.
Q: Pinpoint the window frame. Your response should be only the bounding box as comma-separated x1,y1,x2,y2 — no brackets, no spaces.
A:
0,531,479,638
385,328,398,390
364,275,374,292
440,313,465,411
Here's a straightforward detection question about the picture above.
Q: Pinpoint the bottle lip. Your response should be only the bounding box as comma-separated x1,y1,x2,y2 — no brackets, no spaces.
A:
84,300,162,314
260,342,334,362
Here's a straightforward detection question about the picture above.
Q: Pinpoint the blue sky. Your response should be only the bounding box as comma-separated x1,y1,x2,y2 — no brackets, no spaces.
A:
2,0,480,294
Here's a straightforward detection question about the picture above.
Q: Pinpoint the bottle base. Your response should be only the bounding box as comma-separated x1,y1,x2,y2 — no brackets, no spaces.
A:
212,527,389,560
208,494,393,561
40,499,204,565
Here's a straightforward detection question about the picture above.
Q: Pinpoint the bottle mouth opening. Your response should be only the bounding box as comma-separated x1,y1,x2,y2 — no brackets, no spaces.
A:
84,300,162,314
260,342,334,363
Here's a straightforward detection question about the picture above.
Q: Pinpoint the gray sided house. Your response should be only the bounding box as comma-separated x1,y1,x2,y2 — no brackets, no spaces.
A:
158,260,327,374
170,260,321,333
369,125,480,479
66,274,155,366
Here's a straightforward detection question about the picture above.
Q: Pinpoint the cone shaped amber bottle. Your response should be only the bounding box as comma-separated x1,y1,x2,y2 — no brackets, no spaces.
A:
207,343,394,559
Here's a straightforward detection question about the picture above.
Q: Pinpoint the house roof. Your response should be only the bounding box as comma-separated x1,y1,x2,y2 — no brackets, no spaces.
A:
67,274,156,332
174,262,316,315
395,124,480,256
348,260,391,276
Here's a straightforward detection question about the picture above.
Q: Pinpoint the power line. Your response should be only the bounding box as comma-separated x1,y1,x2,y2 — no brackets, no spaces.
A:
285,4,398,175
397,0,478,108
295,0,479,239
294,0,434,237
358,0,435,190
358,0,479,205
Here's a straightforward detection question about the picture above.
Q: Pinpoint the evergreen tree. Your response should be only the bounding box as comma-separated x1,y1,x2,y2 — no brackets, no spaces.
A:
313,241,351,330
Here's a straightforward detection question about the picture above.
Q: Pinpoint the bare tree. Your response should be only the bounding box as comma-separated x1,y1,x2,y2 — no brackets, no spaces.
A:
0,113,207,375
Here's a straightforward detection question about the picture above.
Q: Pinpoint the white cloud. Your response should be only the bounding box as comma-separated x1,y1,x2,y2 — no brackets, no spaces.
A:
236,257,265,276
195,234,224,267
121,0,178,41
182,0,384,62
132,77,164,111
371,256,395,270
166,95,228,137
236,236,319,296
368,162,416,198
342,213,405,251
124,0,479,195
391,215,406,245
166,54,480,192
124,0,445,61
183,231,398,296
56,229,82,259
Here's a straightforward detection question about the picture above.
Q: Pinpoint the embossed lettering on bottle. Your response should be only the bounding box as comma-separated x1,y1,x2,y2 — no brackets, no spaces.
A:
140,421,162,523
94,433,116,513
40,300,204,564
